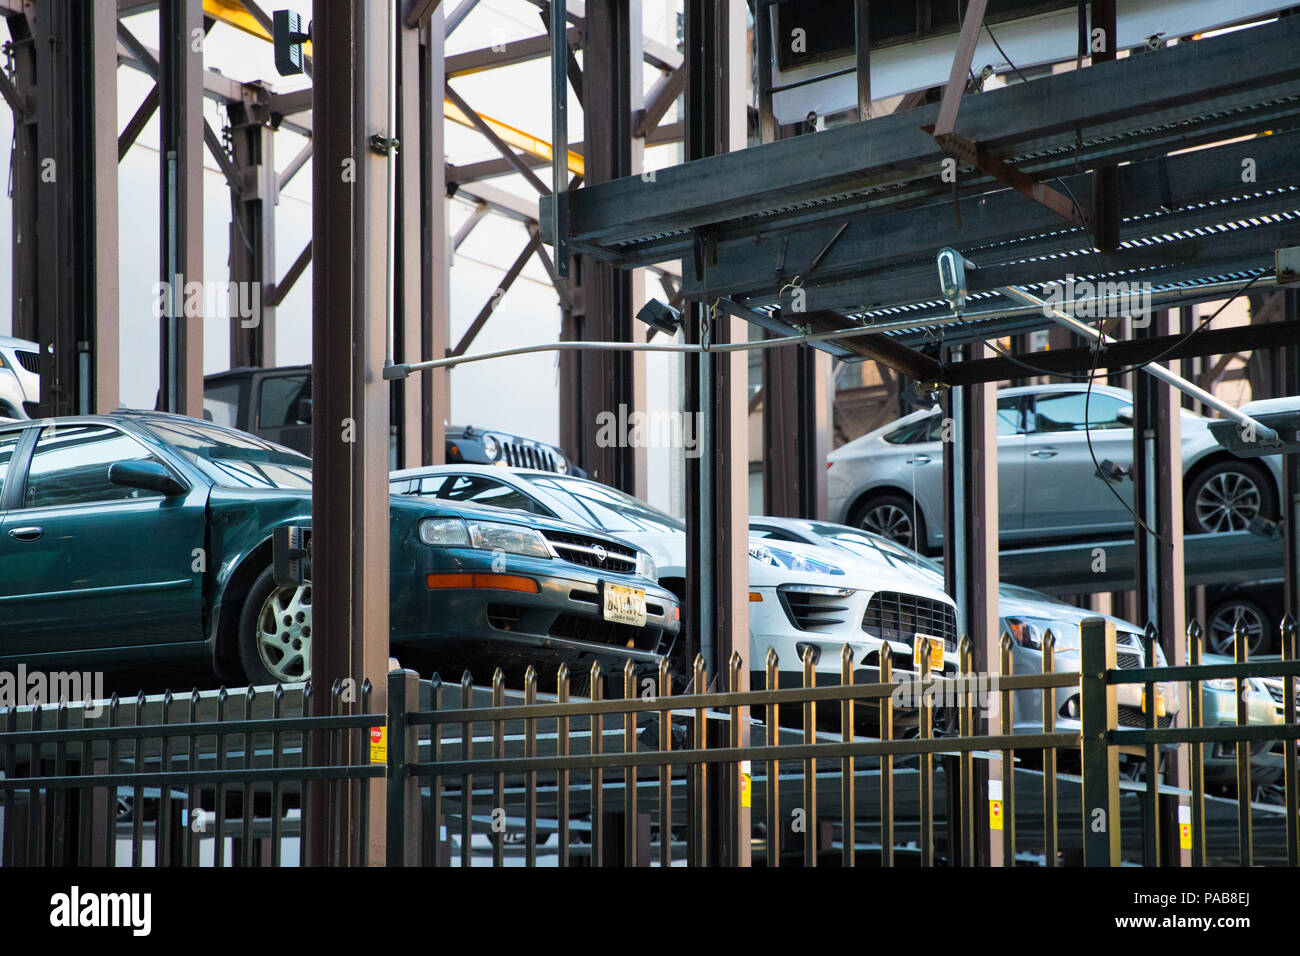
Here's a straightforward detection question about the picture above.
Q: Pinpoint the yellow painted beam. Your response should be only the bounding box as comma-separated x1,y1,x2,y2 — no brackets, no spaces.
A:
444,98,583,177
203,0,580,176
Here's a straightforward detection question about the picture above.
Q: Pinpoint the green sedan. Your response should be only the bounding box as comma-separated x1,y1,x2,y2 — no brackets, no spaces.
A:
0,411,679,689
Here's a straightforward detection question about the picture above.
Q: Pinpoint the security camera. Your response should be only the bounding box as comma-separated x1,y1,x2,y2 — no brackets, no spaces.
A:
637,299,681,336
937,247,976,315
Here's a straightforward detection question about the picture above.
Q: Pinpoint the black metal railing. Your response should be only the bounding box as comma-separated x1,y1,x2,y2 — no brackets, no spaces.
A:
5,616,1300,867
0,681,382,866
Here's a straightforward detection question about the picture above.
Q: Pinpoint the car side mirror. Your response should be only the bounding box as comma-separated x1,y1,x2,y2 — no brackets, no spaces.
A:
108,460,187,497
1116,405,1133,425
295,397,313,424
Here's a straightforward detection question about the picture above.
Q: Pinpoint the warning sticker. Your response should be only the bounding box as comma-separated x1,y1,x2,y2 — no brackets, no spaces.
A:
990,799,1004,831
740,760,752,808
370,726,387,764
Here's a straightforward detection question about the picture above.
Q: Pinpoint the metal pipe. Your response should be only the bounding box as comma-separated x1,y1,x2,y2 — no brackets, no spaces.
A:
386,274,1278,377
1000,285,1280,444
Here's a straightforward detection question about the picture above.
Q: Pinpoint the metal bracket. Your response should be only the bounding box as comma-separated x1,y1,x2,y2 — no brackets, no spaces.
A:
368,134,399,155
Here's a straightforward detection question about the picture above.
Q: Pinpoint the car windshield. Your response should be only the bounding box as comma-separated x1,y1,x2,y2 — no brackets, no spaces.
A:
142,418,313,490
522,474,685,534
806,522,942,573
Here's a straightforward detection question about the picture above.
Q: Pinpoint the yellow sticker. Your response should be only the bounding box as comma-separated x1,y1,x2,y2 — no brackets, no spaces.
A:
740,772,752,808
989,799,1003,831
1180,823,1192,850
370,726,387,764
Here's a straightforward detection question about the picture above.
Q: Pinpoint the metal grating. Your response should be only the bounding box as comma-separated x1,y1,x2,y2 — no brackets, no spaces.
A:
862,591,957,650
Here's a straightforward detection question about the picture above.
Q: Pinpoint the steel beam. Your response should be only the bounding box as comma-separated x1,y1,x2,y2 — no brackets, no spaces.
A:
672,126,1300,305
419,11,450,466
157,0,205,416
762,342,829,519
226,94,277,367
22,0,119,415
943,342,1000,866
559,0,645,494
308,0,391,868
681,0,749,867
545,16,1300,253
395,15,424,468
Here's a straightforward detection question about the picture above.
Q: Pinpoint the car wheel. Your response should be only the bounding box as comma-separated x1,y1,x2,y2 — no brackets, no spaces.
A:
1206,598,1272,656
1185,460,1276,535
852,493,925,550
238,566,313,685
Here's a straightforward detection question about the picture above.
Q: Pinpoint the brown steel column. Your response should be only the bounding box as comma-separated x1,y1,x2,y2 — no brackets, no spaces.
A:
309,0,391,867
1133,309,1188,866
420,13,449,466
18,1,118,416
227,93,277,368
683,0,750,867
762,342,829,519
561,0,646,495
158,0,205,416
943,342,1000,865
396,16,423,468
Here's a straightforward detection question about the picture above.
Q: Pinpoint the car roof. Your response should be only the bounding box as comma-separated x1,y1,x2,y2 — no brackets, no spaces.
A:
998,382,1132,399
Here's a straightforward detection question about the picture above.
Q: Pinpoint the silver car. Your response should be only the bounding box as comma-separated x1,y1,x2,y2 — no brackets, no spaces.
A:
827,383,1283,553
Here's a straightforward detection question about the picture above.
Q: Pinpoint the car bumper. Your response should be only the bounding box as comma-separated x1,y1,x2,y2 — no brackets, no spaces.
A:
390,549,680,679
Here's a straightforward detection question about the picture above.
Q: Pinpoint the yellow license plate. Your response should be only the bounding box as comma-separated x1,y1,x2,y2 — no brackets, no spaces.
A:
1141,687,1167,718
602,582,646,627
913,633,945,671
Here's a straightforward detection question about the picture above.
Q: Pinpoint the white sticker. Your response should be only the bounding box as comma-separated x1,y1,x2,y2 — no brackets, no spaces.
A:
1179,804,1191,825
988,779,1003,801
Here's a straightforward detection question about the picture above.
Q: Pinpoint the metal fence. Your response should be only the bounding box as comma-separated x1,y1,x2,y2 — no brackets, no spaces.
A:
3,617,1299,866
0,681,382,866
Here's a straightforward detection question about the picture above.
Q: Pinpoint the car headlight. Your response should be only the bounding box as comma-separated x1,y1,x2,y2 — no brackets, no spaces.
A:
418,517,552,558
636,551,657,580
482,433,500,461
1004,615,1072,651
1207,677,1270,699
747,543,845,576
554,456,569,474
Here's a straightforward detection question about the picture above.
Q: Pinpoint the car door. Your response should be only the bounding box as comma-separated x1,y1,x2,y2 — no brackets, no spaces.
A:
1021,389,1134,536
0,422,208,658
904,395,1028,540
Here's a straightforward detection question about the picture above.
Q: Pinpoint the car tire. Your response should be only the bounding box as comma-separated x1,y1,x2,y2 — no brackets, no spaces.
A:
850,492,927,552
238,566,313,685
1206,597,1272,656
1184,460,1277,536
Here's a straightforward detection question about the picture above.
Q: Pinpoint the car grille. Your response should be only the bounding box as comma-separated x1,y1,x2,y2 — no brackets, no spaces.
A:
1117,705,1173,729
542,530,638,574
549,613,652,650
501,440,561,472
777,587,851,630
862,592,957,650
1116,651,1142,670
13,349,39,374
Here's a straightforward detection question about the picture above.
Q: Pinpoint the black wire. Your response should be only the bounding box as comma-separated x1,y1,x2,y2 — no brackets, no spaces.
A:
980,271,1264,381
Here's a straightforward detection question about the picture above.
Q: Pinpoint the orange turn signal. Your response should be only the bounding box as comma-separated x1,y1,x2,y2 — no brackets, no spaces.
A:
749,592,763,602
426,572,540,594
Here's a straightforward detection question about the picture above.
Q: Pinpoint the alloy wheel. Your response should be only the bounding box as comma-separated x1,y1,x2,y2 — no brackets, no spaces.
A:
860,504,914,547
255,584,312,683
1194,470,1263,533
1207,602,1266,656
